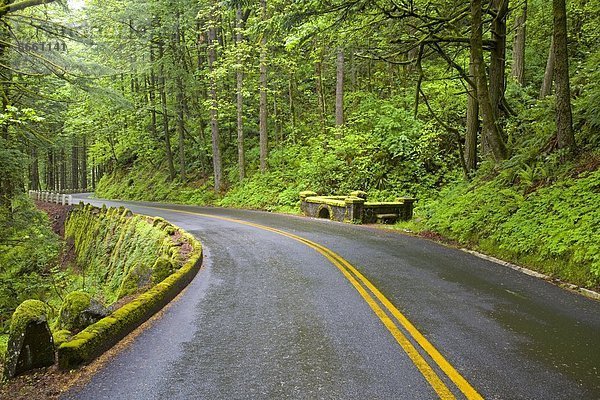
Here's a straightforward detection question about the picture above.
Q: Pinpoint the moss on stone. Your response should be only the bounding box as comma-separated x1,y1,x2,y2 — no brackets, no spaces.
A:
151,256,175,284
57,291,91,331
57,232,203,370
4,300,54,379
53,330,72,347
9,300,50,334
350,190,368,199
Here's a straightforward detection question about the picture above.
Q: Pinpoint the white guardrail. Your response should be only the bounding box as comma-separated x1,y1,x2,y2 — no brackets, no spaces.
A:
29,190,74,206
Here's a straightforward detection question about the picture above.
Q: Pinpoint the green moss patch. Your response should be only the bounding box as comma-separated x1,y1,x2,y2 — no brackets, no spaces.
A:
57,204,203,370
4,300,54,379
57,291,91,332
57,250,202,370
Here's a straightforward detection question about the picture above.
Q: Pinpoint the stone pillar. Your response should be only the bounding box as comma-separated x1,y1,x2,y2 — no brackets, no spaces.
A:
344,196,365,223
3,300,55,379
396,197,416,220
299,191,318,215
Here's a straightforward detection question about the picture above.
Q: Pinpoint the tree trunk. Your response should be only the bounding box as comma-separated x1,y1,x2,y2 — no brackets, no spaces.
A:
81,136,87,190
236,6,245,181
207,5,222,191
158,40,176,181
47,150,55,191
91,159,96,190
30,147,39,191
175,21,186,181
511,0,527,85
259,0,268,173
176,78,186,181
540,36,554,98
149,49,159,141
315,48,326,131
465,54,479,173
335,47,345,128
288,73,296,130
60,148,66,191
553,0,576,152
71,139,78,189
489,0,509,118
471,0,507,162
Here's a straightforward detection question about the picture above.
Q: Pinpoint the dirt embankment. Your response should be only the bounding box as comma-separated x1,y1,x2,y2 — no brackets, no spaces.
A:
34,201,73,238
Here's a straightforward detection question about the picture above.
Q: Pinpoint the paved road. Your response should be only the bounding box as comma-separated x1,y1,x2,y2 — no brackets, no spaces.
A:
64,197,600,400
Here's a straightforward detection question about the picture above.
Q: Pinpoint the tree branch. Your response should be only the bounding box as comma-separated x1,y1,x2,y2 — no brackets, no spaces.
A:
0,0,58,15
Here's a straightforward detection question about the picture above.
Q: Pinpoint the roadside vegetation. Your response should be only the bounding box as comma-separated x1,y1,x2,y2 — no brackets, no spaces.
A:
0,1,599,372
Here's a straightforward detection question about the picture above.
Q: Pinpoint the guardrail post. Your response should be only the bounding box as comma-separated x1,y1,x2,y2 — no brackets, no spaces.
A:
68,195,73,205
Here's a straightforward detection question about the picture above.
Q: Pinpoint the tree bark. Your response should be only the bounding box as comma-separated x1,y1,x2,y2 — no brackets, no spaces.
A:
81,136,87,190
158,40,176,181
47,150,55,191
91,159,96,190
471,0,507,162
31,147,39,191
207,5,222,191
59,148,66,191
540,37,554,98
489,0,509,118
288,74,296,130
149,47,159,142
236,6,245,181
259,0,268,173
335,47,345,128
0,0,57,14
71,139,78,189
175,54,186,180
552,0,576,153
511,0,527,85
465,54,479,173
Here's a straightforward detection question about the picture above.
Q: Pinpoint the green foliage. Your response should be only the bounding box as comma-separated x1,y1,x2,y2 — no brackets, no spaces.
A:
98,92,455,212
0,335,7,364
0,195,61,332
422,155,600,288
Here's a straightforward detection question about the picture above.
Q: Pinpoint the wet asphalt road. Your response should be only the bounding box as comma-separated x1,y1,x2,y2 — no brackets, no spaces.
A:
63,197,600,400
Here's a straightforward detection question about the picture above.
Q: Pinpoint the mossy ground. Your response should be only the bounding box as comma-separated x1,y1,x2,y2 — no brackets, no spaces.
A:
393,156,600,290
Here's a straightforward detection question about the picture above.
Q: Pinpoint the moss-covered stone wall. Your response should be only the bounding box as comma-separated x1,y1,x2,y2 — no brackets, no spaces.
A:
56,204,203,369
65,204,189,304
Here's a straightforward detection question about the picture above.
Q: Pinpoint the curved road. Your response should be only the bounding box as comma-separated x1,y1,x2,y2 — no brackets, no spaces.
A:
64,196,600,400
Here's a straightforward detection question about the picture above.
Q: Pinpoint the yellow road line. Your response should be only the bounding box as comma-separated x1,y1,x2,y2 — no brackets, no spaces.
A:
143,205,483,400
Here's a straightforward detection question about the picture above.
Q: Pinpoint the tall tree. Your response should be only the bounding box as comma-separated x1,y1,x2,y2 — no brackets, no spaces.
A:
471,0,508,162
207,2,222,191
465,54,479,173
236,6,245,181
335,47,345,127
511,0,527,85
158,39,177,181
489,0,509,118
259,0,268,173
552,0,576,152
540,37,555,98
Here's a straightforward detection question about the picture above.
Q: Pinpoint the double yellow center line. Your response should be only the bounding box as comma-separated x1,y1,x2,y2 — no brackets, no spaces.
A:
148,206,483,400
